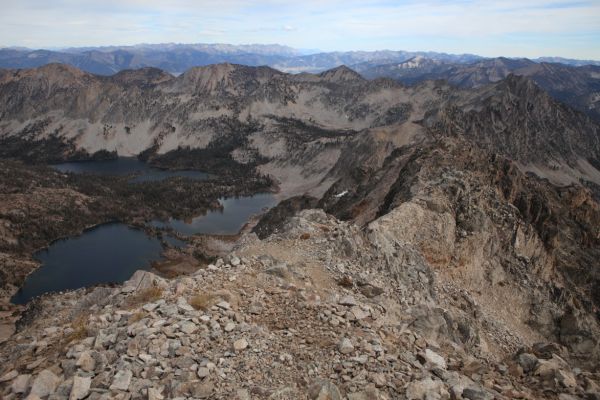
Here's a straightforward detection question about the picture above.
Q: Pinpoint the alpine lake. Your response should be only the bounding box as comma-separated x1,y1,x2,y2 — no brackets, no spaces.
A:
11,158,275,304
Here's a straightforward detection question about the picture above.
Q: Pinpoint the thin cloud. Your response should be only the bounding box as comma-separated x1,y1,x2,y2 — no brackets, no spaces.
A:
0,0,598,59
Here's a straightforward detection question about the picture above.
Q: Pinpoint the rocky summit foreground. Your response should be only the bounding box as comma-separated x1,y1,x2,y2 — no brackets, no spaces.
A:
1,209,599,400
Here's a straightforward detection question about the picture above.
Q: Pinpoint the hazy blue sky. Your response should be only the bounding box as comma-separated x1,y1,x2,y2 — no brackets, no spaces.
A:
1,0,599,59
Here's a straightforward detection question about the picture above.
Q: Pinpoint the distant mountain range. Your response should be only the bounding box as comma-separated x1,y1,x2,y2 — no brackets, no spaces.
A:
2,42,597,77
1,43,599,125
0,43,483,75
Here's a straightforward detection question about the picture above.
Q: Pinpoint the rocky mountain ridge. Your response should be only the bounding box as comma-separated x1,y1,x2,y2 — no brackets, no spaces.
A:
423,74,600,166
0,62,434,198
1,203,599,399
1,63,599,194
357,57,600,123
319,136,600,360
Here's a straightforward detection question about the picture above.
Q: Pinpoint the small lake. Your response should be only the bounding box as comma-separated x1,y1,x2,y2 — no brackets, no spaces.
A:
14,157,277,304
11,224,171,305
52,157,210,183
11,194,276,304
151,193,277,235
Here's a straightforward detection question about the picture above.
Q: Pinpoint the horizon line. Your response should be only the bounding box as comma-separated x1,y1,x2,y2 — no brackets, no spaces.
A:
1,42,599,63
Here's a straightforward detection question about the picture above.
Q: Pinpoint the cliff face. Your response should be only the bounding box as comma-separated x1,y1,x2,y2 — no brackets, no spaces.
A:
320,136,600,365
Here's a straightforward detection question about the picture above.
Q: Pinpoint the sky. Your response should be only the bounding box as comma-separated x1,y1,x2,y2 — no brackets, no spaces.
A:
0,0,599,60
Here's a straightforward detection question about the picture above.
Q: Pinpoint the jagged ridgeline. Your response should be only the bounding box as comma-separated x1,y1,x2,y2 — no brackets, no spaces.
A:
0,63,598,178
1,62,600,398
356,56,600,123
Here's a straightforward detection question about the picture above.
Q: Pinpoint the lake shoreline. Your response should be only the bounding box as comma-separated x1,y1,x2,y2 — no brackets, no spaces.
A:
0,157,277,308
10,192,278,305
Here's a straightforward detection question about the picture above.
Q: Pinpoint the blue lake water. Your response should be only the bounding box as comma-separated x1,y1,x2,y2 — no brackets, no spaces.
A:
52,157,210,182
14,158,277,304
11,223,169,304
11,194,276,304
151,193,277,235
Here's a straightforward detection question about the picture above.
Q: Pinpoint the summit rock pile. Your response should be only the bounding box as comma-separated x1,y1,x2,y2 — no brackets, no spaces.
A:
1,209,598,399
